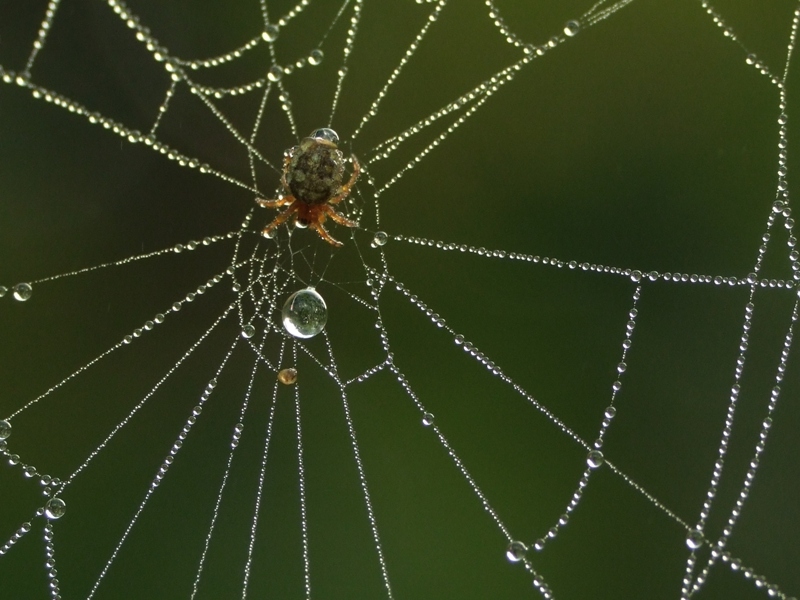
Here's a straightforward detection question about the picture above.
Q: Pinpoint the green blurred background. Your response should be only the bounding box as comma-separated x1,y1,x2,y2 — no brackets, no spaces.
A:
1,0,799,598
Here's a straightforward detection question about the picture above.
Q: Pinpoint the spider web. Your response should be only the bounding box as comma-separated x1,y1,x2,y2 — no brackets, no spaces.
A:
0,0,799,598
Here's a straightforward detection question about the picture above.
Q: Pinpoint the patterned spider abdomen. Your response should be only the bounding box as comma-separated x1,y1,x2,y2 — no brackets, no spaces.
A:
286,137,345,205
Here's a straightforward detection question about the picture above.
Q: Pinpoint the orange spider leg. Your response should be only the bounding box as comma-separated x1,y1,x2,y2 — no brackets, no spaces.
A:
257,195,294,209
327,155,360,205
280,153,293,189
310,221,344,247
321,204,357,228
262,201,299,237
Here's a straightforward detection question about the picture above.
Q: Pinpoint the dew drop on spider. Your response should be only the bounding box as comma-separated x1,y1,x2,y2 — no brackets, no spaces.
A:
310,127,338,144
282,288,328,339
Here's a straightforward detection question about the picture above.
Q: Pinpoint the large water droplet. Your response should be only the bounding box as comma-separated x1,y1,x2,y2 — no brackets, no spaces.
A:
282,288,328,338
13,283,32,301
587,450,604,469
422,412,435,426
308,49,324,66
0,420,10,440
310,128,339,144
506,540,528,562
267,65,283,82
241,324,256,339
45,497,66,520
564,20,581,36
373,231,388,246
686,528,705,550
278,368,298,385
262,24,279,42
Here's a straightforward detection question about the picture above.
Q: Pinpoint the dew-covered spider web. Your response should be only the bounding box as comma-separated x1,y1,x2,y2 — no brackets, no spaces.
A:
1,0,799,598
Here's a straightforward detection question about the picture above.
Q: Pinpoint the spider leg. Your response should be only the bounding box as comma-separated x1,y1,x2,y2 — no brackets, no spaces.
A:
321,204,358,228
328,154,360,206
310,221,344,247
262,202,299,237
280,153,293,190
257,195,293,209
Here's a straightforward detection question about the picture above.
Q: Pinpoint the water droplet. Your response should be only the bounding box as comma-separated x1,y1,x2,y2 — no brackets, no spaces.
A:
373,231,388,246
0,286,7,297
267,65,283,82
308,49,324,65
686,528,704,550
309,128,339,144
241,324,256,339
23,465,37,478
422,412,435,426
506,540,528,562
564,20,580,36
13,283,32,301
262,24,279,42
278,368,298,385
282,288,328,338
0,420,10,440
587,450,604,468
44,497,66,520
604,406,616,419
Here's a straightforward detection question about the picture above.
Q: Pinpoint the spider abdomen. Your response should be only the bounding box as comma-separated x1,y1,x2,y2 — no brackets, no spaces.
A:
286,137,345,205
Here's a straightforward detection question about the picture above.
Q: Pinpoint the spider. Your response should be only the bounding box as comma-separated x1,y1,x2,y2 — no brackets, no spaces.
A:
257,128,360,247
